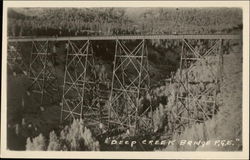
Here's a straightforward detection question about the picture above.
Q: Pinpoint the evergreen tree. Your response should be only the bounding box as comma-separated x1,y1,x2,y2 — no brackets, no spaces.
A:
26,133,46,151
47,131,60,151
25,119,100,151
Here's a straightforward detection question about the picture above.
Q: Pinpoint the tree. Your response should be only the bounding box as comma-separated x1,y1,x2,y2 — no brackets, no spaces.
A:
25,119,100,151
26,133,46,150
47,131,60,151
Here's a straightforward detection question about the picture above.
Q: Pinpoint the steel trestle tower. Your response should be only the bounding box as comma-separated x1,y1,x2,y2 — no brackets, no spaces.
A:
175,39,223,134
109,39,153,135
27,40,60,107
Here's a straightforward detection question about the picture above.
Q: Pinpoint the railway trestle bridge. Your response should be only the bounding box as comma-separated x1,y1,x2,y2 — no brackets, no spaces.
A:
7,34,242,136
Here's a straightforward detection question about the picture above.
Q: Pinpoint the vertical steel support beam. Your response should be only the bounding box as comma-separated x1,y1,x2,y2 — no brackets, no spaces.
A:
175,39,185,134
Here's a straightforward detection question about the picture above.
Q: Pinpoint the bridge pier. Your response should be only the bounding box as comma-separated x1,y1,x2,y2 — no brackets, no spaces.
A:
109,39,153,136
61,40,110,126
27,40,60,107
61,40,93,122
175,39,223,134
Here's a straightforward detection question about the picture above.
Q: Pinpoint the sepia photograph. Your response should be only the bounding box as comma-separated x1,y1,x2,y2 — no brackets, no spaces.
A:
1,1,249,159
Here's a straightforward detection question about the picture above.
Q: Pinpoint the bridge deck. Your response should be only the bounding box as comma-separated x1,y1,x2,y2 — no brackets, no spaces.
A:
8,34,242,42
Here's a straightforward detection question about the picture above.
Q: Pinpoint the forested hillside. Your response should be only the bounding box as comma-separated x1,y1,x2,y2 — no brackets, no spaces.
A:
8,8,242,36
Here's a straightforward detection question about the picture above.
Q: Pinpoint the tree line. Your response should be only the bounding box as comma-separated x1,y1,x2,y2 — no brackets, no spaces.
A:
8,8,242,37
